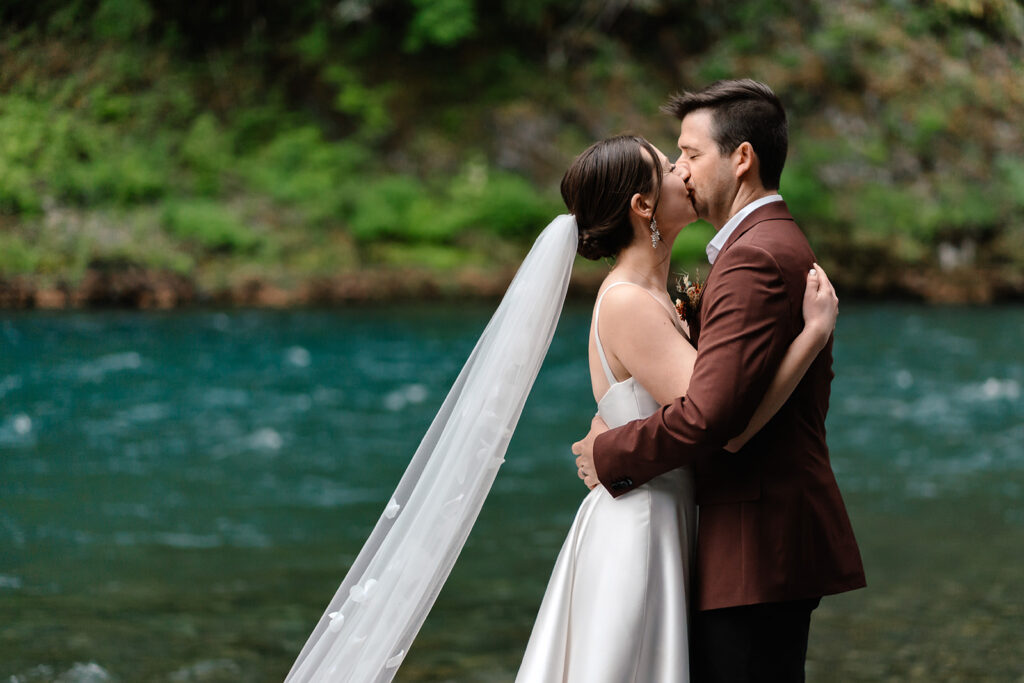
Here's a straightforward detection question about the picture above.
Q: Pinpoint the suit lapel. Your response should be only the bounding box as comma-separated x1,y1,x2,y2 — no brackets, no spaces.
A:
694,200,796,347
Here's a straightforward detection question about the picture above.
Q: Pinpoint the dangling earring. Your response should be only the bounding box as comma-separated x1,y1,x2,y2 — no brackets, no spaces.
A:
649,217,661,248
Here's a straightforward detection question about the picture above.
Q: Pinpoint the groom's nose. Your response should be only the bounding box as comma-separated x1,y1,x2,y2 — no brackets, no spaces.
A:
674,158,691,180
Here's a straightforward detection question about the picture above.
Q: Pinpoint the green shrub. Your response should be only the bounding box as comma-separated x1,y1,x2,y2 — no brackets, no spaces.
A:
671,220,716,265
462,171,559,240
851,183,931,241
0,97,47,214
0,233,41,274
50,146,168,206
90,88,136,123
780,163,835,229
243,127,369,224
439,164,560,241
325,65,394,140
346,167,558,245
349,176,432,243
91,0,152,42
0,164,42,215
932,179,1004,236
996,155,1024,211
180,113,231,196
371,243,478,270
405,0,476,52
161,201,262,254
230,106,294,155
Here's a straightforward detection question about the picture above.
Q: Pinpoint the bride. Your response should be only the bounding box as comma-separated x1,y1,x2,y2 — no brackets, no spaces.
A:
285,135,837,682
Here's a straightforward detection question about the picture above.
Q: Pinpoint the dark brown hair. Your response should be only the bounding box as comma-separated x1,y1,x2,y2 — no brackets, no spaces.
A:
561,135,663,260
662,79,787,190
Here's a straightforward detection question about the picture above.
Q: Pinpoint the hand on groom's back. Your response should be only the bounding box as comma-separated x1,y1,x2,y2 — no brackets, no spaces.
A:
572,415,609,490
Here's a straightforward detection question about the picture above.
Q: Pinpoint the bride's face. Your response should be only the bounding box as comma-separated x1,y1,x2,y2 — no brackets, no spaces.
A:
648,146,697,235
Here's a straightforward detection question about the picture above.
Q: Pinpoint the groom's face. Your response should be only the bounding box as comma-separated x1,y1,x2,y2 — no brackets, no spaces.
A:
676,109,734,226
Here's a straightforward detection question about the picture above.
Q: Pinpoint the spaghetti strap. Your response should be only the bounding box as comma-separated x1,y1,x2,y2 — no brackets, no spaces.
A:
593,281,675,386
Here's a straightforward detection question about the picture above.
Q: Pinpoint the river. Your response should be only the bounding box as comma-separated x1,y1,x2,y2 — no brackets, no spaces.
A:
1,304,1021,681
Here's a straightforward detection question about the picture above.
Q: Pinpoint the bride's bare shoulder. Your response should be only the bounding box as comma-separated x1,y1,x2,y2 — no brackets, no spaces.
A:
593,281,674,336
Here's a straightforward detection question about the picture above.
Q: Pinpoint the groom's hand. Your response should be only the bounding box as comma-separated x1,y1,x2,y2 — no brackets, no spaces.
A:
572,415,609,490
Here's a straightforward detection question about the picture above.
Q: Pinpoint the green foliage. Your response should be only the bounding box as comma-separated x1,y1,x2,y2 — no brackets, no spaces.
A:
91,0,152,42
996,155,1024,211
0,167,40,215
49,137,169,206
371,243,480,270
405,0,477,52
242,126,369,225
0,233,40,274
671,221,716,265
180,114,231,196
295,22,329,63
1,0,1022,294
852,183,930,241
161,201,262,254
325,65,394,140
230,106,293,155
0,96,47,214
780,162,835,230
0,93,169,209
348,165,560,245
450,169,560,240
349,176,434,242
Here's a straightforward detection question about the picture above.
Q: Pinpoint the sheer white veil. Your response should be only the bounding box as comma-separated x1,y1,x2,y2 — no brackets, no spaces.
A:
286,214,579,682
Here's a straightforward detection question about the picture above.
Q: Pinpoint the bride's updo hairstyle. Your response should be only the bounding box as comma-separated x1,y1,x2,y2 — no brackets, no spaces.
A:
561,135,663,260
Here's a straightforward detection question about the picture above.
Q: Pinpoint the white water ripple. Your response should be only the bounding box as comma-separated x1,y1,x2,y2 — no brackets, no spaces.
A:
285,345,312,367
75,351,143,382
384,383,429,411
0,374,22,399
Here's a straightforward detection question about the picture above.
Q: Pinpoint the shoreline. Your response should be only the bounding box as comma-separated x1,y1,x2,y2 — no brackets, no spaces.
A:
2,264,1022,310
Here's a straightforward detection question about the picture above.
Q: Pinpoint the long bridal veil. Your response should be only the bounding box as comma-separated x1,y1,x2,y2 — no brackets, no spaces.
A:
286,215,578,682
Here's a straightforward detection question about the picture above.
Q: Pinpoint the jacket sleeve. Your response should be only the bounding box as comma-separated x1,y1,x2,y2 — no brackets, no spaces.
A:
593,242,796,497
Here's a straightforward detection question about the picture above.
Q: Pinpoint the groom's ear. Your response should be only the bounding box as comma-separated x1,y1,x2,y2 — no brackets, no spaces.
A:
733,141,758,182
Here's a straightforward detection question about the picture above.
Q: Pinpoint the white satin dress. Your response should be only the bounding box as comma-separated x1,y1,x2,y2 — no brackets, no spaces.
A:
516,282,697,683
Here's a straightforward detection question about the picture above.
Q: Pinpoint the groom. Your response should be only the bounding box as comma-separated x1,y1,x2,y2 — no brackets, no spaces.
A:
572,80,865,681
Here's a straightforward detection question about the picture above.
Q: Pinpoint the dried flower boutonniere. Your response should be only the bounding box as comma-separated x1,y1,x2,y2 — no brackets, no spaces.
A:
674,270,704,330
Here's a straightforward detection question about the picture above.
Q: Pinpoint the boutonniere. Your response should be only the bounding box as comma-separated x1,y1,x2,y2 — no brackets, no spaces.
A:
674,270,704,329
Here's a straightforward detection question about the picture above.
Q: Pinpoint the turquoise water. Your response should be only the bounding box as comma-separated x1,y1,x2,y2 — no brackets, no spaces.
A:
1,304,1022,681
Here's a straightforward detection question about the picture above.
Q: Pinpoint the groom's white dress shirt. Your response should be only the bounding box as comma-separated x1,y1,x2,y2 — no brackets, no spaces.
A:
706,194,784,265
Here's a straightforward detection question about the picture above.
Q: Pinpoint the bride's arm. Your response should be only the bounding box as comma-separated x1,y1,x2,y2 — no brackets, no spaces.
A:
595,286,698,407
722,264,837,452
598,265,836,429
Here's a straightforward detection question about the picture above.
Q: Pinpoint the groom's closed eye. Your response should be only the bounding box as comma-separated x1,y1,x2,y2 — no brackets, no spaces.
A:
677,146,699,161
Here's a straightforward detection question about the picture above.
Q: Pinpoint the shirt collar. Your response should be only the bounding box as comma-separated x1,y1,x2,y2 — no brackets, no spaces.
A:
706,194,784,264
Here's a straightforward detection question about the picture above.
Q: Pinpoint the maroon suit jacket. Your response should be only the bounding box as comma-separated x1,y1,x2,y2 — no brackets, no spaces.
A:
593,201,866,611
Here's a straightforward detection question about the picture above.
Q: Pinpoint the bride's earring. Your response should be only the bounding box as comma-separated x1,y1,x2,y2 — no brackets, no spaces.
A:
649,217,661,248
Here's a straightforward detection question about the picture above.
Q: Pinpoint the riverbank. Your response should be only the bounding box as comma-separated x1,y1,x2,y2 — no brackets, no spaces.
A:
2,3,1022,312
2,261,1021,309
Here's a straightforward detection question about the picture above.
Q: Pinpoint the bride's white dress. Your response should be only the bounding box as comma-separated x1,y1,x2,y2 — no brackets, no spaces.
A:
516,282,697,683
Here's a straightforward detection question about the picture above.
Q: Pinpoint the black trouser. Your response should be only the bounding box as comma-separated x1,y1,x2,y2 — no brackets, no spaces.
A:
692,597,821,683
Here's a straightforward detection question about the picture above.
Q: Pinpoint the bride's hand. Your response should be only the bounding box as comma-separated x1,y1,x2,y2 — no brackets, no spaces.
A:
802,262,838,347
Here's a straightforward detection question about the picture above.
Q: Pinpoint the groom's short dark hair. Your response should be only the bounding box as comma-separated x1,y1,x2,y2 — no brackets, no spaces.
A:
662,79,787,190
